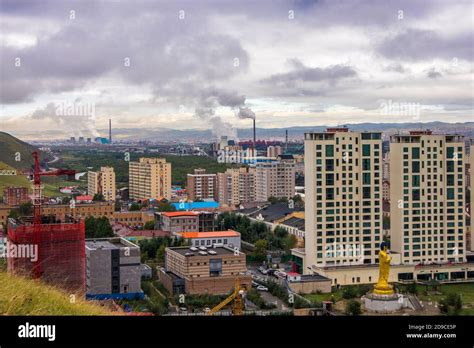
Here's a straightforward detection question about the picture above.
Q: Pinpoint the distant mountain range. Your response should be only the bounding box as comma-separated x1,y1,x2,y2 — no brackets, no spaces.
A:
9,121,474,143
103,121,474,142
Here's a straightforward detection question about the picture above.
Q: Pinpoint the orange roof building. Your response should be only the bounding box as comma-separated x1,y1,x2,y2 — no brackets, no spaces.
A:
177,230,241,250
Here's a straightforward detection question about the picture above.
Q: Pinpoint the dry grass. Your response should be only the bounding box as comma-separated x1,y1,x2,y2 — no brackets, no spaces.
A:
0,271,113,315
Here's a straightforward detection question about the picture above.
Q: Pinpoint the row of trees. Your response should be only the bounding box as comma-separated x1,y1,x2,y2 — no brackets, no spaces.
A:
139,236,188,262
216,212,297,258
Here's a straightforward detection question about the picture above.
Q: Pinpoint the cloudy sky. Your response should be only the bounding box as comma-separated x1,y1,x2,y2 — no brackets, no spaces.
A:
0,0,473,139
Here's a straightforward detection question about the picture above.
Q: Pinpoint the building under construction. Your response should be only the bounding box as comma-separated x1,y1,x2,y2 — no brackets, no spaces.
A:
7,215,86,293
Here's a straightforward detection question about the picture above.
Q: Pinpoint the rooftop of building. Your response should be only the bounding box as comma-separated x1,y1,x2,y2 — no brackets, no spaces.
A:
178,230,240,239
281,216,305,231
167,245,240,257
304,129,382,141
160,211,199,217
85,237,138,250
171,201,219,211
75,195,93,201
243,202,303,223
390,131,464,142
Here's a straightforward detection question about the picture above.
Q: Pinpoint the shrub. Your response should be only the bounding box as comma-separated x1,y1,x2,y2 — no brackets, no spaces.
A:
345,300,361,316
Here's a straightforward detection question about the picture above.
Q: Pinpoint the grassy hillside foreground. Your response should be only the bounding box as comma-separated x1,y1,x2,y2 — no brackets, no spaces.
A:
0,271,112,315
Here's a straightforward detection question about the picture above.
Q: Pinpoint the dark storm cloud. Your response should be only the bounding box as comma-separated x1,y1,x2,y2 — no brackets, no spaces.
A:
377,28,474,62
261,59,357,90
0,1,249,103
426,68,442,79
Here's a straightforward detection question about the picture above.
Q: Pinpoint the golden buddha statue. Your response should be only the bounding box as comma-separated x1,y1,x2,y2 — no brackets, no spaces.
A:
373,242,394,295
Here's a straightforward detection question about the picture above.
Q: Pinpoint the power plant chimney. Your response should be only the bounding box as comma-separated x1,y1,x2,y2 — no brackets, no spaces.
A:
285,129,288,153
253,118,256,150
109,118,112,144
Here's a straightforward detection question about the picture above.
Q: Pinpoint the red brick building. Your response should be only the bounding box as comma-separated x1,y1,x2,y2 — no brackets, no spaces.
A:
3,187,29,206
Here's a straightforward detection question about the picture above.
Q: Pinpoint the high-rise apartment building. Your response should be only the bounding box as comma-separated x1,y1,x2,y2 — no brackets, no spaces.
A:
303,128,383,271
390,131,465,264
186,168,217,201
217,167,256,207
267,145,283,158
255,160,295,201
129,158,171,201
471,142,474,252
88,166,116,201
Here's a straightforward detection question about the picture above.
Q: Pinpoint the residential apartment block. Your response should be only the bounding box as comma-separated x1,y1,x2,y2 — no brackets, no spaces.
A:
87,166,116,201
129,157,171,201
267,145,283,158
390,131,466,264
217,167,256,207
3,187,29,206
255,160,295,201
186,168,217,201
303,128,383,272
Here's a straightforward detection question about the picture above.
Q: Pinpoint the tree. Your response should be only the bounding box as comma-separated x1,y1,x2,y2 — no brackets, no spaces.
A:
253,239,268,262
144,221,155,230
18,202,33,216
8,202,33,219
85,216,114,238
156,244,167,262
92,193,105,202
114,201,122,212
439,293,462,315
345,300,361,316
129,202,141,211
406,282,418,295
155,201,176,212
342,286,357,299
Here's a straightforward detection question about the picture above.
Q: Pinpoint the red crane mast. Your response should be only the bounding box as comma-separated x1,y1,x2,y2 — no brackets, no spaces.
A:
31,151,76,278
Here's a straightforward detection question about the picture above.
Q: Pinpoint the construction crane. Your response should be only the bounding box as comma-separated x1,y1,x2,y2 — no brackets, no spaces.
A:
31,151,76,279
207,278,246,316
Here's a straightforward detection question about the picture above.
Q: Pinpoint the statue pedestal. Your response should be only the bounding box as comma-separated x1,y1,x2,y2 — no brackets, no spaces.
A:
363,292,405,313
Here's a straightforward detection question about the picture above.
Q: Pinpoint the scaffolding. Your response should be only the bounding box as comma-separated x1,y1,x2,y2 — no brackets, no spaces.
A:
7,218,86,293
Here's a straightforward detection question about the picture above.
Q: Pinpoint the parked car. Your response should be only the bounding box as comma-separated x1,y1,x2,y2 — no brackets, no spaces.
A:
179,307,188,312
257,285,268,291
275,271,287,280
257,266,268,275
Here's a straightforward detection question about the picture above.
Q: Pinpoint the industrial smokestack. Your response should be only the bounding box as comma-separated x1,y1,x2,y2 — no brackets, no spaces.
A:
285,129,288,153
253,118,256,150
109,118,112,144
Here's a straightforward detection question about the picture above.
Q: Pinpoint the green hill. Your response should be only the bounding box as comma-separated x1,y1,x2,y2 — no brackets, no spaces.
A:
0,132,42,171
0,270,113,315
0,161,31,195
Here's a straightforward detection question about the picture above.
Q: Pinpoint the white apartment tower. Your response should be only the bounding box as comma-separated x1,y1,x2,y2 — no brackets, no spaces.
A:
304,128,383,272
390,131,466,264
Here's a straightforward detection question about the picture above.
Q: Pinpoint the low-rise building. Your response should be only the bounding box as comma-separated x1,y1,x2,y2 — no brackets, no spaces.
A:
42,201,115,221
85,237,144,300
155,211,199,233
178,230,241,250
158,245,250,295
113,211,154,228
